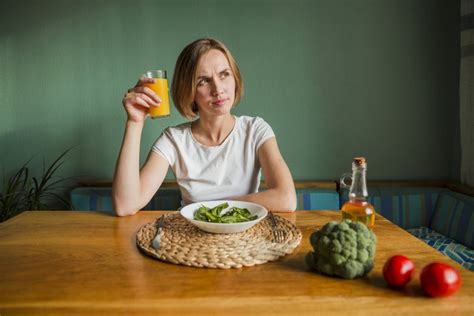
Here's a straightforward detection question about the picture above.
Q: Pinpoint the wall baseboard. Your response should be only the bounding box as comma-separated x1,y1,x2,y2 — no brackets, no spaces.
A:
78,179,473,197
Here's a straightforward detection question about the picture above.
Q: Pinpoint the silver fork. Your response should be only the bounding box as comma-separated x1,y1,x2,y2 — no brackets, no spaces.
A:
152,215,165,250
268,212,285,243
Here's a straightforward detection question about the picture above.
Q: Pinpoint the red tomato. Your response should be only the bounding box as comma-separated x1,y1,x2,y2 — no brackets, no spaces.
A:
420,262,462,297
383,255,415,288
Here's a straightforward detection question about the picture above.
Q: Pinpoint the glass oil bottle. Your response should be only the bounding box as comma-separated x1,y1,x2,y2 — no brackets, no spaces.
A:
340,157,375,228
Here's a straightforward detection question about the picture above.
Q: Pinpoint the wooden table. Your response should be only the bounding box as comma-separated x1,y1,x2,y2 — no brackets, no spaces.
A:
0,211,473,315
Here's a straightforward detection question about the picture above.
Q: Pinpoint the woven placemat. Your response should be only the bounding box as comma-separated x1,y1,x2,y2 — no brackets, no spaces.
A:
136,213,302,269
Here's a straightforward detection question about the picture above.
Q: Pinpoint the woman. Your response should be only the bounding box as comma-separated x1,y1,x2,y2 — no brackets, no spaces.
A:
112,38,296,216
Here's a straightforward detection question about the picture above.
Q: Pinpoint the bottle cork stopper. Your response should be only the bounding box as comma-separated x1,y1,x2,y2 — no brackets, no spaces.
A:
353,157,367,167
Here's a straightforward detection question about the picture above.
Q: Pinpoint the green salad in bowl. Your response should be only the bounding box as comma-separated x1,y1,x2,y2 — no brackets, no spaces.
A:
193,202,258,223
180,200,268,233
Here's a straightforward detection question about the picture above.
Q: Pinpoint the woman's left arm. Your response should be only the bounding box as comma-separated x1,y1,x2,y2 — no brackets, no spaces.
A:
235,137,297,212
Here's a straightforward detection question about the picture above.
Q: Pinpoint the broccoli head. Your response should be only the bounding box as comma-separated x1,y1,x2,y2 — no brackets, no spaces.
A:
305,219,377,279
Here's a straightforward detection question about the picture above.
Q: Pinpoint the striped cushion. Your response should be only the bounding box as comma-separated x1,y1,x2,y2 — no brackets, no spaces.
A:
408,227,473,271
430,192,474,249
296,189,339,210
70,187,182,213
340,187,447,229
70,188,114,213
148,188,182,210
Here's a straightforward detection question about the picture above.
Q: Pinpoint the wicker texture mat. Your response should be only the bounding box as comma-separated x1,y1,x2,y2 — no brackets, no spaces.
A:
136,213,302,269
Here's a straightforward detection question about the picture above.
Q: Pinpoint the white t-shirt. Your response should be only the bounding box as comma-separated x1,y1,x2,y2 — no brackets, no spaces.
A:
151,116,275,205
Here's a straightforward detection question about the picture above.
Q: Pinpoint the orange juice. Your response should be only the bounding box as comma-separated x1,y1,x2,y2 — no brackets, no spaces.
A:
145,78,170,118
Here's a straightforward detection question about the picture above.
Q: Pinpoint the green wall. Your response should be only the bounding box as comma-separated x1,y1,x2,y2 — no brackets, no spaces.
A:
0,0,460,184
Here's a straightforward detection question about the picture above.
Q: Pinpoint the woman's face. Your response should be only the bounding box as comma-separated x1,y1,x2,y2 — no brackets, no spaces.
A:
194,49,236,118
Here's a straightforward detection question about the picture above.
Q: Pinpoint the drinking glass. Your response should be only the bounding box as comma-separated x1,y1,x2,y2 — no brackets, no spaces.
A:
142,70,170,118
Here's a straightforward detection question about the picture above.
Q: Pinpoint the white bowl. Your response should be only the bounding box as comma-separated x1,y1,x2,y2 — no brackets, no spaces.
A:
180,200,268,234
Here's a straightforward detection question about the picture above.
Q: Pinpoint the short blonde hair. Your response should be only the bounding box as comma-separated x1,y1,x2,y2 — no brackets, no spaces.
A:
171,38,244,120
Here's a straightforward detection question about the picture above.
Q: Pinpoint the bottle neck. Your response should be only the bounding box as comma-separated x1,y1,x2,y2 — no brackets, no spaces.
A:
349,167,368,203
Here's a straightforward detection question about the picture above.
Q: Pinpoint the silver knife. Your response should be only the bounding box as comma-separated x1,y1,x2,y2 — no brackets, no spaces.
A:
152,215,165,250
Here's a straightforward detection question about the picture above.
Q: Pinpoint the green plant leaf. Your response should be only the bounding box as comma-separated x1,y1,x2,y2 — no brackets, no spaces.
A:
1,147,75,222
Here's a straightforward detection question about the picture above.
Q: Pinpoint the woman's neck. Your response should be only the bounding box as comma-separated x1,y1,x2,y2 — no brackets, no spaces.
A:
192,114,235,146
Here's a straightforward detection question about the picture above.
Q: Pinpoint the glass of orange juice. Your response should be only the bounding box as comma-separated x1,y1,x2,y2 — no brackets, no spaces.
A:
142,70,170,118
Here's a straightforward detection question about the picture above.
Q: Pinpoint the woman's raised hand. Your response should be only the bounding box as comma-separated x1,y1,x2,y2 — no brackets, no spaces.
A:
122,77,162,123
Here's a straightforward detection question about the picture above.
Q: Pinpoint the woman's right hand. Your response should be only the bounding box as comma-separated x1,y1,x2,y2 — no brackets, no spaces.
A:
122,77,162,123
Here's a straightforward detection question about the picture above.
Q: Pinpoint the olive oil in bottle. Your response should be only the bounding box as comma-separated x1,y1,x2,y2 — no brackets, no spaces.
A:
340,157,375,228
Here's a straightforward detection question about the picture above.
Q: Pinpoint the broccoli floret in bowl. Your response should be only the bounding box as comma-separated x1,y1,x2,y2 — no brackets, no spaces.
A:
306,219,377,279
